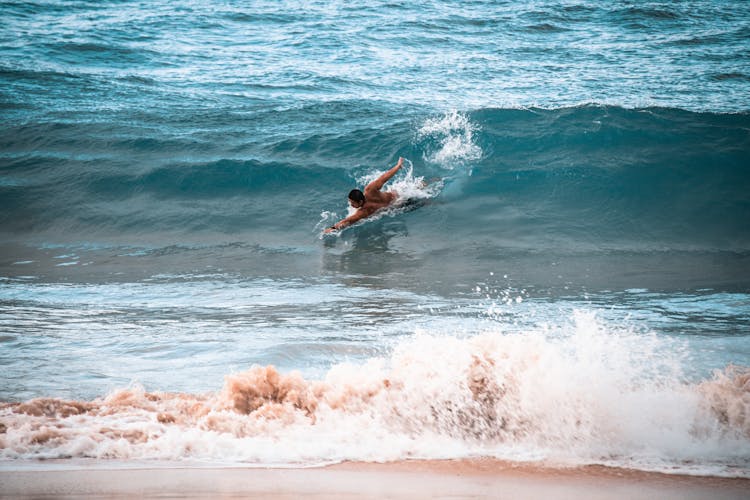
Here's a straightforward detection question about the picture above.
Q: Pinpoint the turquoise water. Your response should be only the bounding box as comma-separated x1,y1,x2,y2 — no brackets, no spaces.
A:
1,0,749,476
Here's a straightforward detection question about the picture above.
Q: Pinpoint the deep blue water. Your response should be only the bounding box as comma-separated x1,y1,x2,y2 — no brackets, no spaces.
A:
1,0,749,475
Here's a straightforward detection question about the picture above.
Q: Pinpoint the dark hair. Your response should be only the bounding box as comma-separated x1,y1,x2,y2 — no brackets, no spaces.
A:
348,189,365,204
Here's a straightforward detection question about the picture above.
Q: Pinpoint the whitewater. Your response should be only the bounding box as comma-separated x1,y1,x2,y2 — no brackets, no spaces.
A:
1,0,749,479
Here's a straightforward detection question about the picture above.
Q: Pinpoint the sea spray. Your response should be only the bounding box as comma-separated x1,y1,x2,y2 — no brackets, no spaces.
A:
1,311,748,475
416,110,483,168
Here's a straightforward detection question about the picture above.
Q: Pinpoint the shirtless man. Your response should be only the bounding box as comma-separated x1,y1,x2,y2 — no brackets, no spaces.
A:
324,157,404,233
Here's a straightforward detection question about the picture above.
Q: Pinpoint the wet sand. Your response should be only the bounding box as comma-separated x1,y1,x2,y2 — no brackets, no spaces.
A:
1,459,748,499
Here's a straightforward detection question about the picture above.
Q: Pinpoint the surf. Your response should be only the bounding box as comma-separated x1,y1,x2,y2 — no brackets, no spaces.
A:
1,310,748,476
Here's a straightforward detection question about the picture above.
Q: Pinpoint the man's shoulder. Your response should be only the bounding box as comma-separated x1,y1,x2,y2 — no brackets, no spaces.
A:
359,204,378,216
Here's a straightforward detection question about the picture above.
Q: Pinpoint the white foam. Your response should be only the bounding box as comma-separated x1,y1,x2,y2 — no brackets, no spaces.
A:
387,159,443,202
1,310,748,475
416,110,482,167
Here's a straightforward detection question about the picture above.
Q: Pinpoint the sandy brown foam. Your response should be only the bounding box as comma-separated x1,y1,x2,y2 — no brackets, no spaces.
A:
698,364,750,438
1,327,749,472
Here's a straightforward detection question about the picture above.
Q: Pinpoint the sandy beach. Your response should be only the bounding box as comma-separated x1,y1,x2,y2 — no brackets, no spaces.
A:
1,459,748,499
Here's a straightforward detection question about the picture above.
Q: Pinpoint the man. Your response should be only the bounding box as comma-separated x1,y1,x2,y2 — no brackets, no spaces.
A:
325,157,404,233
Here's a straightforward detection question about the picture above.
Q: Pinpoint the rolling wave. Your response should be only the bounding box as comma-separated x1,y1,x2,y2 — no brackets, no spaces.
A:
1,105,748,251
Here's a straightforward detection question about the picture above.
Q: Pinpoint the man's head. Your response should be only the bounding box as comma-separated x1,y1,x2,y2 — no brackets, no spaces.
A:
348,189,365,208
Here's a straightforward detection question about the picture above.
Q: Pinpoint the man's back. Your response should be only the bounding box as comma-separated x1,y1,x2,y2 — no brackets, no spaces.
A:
362,186,397,212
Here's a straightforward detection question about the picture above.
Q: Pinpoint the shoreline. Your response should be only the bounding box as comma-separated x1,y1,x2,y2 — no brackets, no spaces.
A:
1,459,748,499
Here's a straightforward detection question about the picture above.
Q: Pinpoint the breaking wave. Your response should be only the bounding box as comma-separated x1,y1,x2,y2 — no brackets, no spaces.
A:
2,311,748,476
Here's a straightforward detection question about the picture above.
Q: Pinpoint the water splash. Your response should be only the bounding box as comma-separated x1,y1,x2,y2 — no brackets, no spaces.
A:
387,158,443,203
2,312,748,475
315,210,339,234
416,110,482,168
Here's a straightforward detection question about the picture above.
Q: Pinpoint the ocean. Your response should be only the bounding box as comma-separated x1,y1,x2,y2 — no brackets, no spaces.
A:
1,0,749,478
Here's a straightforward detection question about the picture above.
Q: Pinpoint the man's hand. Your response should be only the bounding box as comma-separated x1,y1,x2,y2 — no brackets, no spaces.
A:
324,226,337,234
397,157,404,168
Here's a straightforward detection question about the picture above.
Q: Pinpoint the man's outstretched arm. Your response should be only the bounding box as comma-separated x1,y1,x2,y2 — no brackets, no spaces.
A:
324,210,368,233
366,157,403,192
